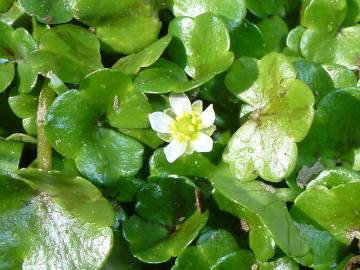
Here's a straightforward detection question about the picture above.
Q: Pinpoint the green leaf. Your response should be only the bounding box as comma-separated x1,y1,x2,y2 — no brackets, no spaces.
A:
0,22,37,93
230,20,267,59
246,0,287,18
74,0,161,54
172,229,255,270
149,148,216,178
292,168,360,245
301,26,360,70
298,87,360,165
294,59,334,101
168,13,234,80
258,257,299,270
23,24,103,89
0,169,114,269
45,69,147,185
224,57,259,96
170,0,246,30
0,0,14,13
135,59,210,94
0,140,23,174
322,64,358,89
0,62,14,93
214,191,276,261
223,53,315,182
301,0,347,29
210,164,312,265
0,1,25,26
18,0,75,24
258,16,289,53
122,176,208,263
286,26,306,55
103,231,142,270
112,35,172,75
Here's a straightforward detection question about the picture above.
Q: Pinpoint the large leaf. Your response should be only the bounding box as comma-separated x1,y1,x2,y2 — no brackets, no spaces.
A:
74,0,161,54
292,168,360,245
210,164,312,265
223,53,315,182
172,229,255,270
0,169,114,269
170,0,246,29
45,69,147,185
168,13,234,80
23,24,102,91
122,176,208,263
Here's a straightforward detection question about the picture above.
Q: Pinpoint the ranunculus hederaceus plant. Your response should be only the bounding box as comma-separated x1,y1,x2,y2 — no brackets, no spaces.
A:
0,0,360,269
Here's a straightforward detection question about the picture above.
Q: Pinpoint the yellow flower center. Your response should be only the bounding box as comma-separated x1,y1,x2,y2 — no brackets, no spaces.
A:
171,112,202,142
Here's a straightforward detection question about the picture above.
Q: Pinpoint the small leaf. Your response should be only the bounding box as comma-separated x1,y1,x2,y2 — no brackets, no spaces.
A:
257,16,289,52
0,0,14,13
322,64,358,89
246,0,287,18
172,229,255,270
122,176,208,263
74,0,161,54
0,169,114,269
112,35,172,75
168,13,234,80
135,59,210,94
170,0,246,30
18,0,75,24
0,140,23,174
0,62,14,93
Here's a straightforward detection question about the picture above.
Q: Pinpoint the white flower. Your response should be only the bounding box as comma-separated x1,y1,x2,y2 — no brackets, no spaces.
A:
149,93,216,163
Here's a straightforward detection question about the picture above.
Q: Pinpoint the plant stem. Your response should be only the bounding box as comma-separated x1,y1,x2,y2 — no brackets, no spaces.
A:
37,83,55,171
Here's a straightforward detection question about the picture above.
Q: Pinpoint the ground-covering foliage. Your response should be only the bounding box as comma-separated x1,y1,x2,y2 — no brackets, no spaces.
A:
0,0,360,269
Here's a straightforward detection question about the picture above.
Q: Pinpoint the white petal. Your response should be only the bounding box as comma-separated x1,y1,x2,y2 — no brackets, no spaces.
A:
191,100,203,115
192,133,213,152
164,140,187,163
200,104,215,128
169,93,192,116
148,112,174,133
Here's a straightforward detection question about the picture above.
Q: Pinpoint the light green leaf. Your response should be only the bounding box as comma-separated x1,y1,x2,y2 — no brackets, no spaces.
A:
168,13,234,80
224,53,315,182
170,0,246,29
0,140,23,174
112,35,172,75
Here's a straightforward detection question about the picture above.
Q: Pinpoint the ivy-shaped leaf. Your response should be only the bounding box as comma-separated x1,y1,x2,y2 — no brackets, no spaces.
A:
0,139,23,174
246,0,287,18
322,64,358,89
210,164,312,265
73,0,161,54
172,229,255,270
300,0,360,70
45,69,149,185
257,16,289,53
292,168,360,245
0,22,37,93
170,0,246,30
0,169,114,269
223,53,315,182
168,13,234,81
23,24,103,92
122,176,208,263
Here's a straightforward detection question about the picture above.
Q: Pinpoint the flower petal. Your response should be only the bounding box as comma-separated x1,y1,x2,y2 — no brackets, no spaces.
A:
200,104,215,128
164,140,187,163
192,133,213,153
192,100,203,115
169,93,192,116
148,112,174,133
